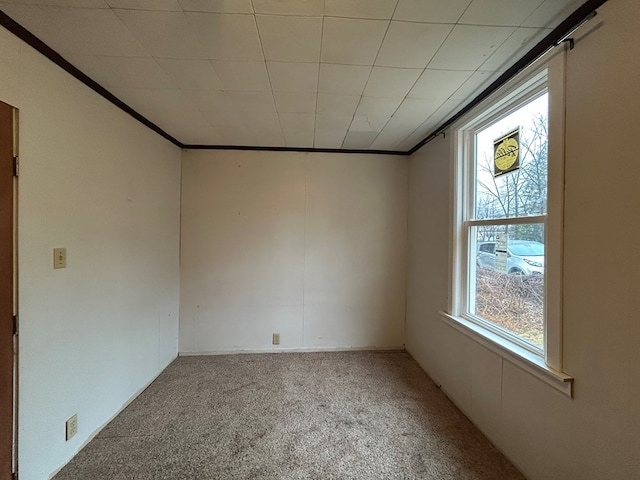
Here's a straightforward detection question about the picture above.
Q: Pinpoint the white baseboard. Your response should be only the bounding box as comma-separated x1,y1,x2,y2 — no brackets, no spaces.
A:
179,345,406,356
47,354,178,479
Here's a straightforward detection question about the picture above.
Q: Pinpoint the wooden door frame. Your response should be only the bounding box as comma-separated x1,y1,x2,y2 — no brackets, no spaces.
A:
0,100,17,480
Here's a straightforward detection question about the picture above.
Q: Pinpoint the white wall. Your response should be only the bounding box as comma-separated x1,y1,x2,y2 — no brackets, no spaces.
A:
180,150,407,353
0,28,182,479
406,1,640,479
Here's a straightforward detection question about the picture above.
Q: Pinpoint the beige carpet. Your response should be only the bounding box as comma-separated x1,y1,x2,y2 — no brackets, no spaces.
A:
53,351,524,479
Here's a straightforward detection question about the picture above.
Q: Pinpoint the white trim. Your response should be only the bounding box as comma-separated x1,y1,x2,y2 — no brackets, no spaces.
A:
448,50,568,376
179,346,406,356
440,312,573,397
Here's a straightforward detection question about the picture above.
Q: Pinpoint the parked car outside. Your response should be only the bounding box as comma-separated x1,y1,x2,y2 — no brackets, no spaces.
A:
477,240,544,275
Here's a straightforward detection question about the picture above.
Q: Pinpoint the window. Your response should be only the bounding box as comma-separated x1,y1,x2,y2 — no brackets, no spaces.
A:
445,55,572,396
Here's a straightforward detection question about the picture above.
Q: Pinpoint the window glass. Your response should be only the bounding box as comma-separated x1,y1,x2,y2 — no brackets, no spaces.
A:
474,94,548,220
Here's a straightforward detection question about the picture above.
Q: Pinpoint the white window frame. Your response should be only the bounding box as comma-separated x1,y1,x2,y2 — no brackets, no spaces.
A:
442,50,573,397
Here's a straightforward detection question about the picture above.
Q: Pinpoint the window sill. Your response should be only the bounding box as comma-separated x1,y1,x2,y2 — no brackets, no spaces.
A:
440,311,573,398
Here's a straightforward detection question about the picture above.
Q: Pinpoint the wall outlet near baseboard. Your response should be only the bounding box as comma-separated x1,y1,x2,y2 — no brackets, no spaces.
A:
66,414,78,441
272,333,280,345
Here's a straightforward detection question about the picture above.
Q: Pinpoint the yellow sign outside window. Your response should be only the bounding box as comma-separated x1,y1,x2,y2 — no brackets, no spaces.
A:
493,128,520,177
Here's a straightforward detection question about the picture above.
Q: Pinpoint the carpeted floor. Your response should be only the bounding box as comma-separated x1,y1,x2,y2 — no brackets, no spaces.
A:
53,351,524,479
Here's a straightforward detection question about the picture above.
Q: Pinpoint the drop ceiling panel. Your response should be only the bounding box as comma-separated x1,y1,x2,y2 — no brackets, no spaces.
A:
522,0,582,28
316,94,360,116
267,62,319,93
393,0,471,23
185,12,264,61
0,4,147,56
114,9,208,59
177,0,253,14
314,129,347,149
283,129,314,148
460,0,545,27
155,58,223,90
0,0,582,151
106,0,181,10
274,92,317,113
321,17,388,66
252,0,323,16
66,55,174,89
363,66,422,98
324,0,397,20
256,14,322,62
427,24,515,71
408,69,474,100
212,61,271,91
375,21,453,68
318,64,372,96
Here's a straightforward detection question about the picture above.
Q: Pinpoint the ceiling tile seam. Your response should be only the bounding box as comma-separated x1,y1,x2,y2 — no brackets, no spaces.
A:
362,0,416,150
252,2,286,148
312,6,325,149
340,0,400,149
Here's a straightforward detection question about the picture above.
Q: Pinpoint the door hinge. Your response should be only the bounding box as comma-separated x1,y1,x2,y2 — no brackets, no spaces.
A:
12,156,18,177
13,315,17,335
12,472,18,480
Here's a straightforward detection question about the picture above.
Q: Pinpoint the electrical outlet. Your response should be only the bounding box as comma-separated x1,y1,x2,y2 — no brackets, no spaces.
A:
272,333,280,345
53,247,67,269
66,414,78,441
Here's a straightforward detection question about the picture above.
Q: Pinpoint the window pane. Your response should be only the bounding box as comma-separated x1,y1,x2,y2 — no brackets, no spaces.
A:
472,224,545,349
474,93,548,220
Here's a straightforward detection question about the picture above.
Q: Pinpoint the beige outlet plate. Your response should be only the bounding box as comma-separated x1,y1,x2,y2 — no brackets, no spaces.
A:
53,247,66,269
272,333,280,345
66,414,78,441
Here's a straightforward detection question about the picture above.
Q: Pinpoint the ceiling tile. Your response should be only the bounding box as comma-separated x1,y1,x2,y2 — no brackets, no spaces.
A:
316,94,360,116
370,121,411,150
65,55,174,89
106,0,180,10
391,97,444,124
427,24,514,70
0,5,147,56
114,9,208,59
408,69,473,100
283,129,315,148
226,91,276,112
355,96,402,117
342,130,379,149
267,62,319,93
212,61,271,91
178,0,253,13
252,0,323,16
279,113,315,131
449,70,500,102
185,12,264,61
256,15,322,62
349,114,390,132
459,0,544,27
480,27,547,71
110,87,193,113
236,111,281,130
314,129,347,148
522,0,582,28
363,66,422,97
1,0,108,6
156,58,223,90
249,128,285,147
393,0,472,23
315,113,354,131
274,92,317,113
318,64,372,95
321,17,388,66
199,107,242,127
376,21,453,68
183,90,228,113
324,0,397,20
